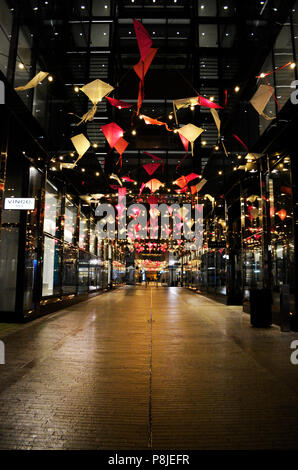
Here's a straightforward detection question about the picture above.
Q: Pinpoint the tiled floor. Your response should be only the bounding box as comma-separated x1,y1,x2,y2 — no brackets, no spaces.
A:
0,286,298,450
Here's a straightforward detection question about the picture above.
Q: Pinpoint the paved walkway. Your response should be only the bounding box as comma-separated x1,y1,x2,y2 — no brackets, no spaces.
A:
0,287,298,450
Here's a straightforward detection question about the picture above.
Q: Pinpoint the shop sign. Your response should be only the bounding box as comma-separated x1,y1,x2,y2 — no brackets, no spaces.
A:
4,198,35,210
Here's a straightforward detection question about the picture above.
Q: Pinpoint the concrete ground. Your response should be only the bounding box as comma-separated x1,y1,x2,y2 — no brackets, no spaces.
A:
0,286,298,450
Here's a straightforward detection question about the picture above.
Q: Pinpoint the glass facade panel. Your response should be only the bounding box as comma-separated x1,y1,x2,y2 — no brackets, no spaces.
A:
14,27,33,109
91,23,110,47
0,1,13,77
79,213,88,250
32,63,48,129
198,0,217,17
220,24,236,48
78,250,89,293
273,22,295,109
64,198,77,244
92,1,111,16
42,237,61,297
258,53,276,135
44,181,61,237
62,245,78,294
199,25,218,48
218,0,235,17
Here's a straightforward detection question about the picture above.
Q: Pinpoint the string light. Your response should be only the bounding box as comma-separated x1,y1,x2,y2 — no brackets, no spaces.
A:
234,85,240,92
48,75,54,82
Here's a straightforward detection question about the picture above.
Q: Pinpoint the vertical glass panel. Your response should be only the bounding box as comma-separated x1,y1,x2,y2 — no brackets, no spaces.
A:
42,237,61,297
0,0,13,77
199,25,218,48
14,27,33,109
258,52,276,135
0,152,25,312
70,23,90,48
269,156,294,290
241,173,264,299
92,0,111,15
89,256,101,290
91,23,110,47
90,223,96,254
198,0,217,16
219,25,236,48
23,167,42,311
64,198,77,244
219,0,236,16
62,245,78,294
44,180,61,237
32,63,48,129
79,213,88,250
273,22,295,109
292,3,298,61
78,250,89,293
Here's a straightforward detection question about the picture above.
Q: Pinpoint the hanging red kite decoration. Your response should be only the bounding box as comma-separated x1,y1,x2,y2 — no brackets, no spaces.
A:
101,122,124,149
133,20,157,114
197,95,223,109
141,114,172,132
174,175,188,189
106,97,133,109
133,19,152,61
114,137,129,167
145,178,163,193
143,162,161,176
122,176,136,183
186,173,201,183
277,209,287,221
144,151,165,173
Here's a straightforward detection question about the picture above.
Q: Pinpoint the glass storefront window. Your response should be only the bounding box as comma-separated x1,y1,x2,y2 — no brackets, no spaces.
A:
79,213,88,250
64,198,77,244
44,180,61,237
89,222,96,254
0,1,13,77
241,173,264,292
78,250,89,293
62,244,78,294
89,256,101,291
14,26,33,109
269,157,294,291
42,237,61,297
273,21,295,109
